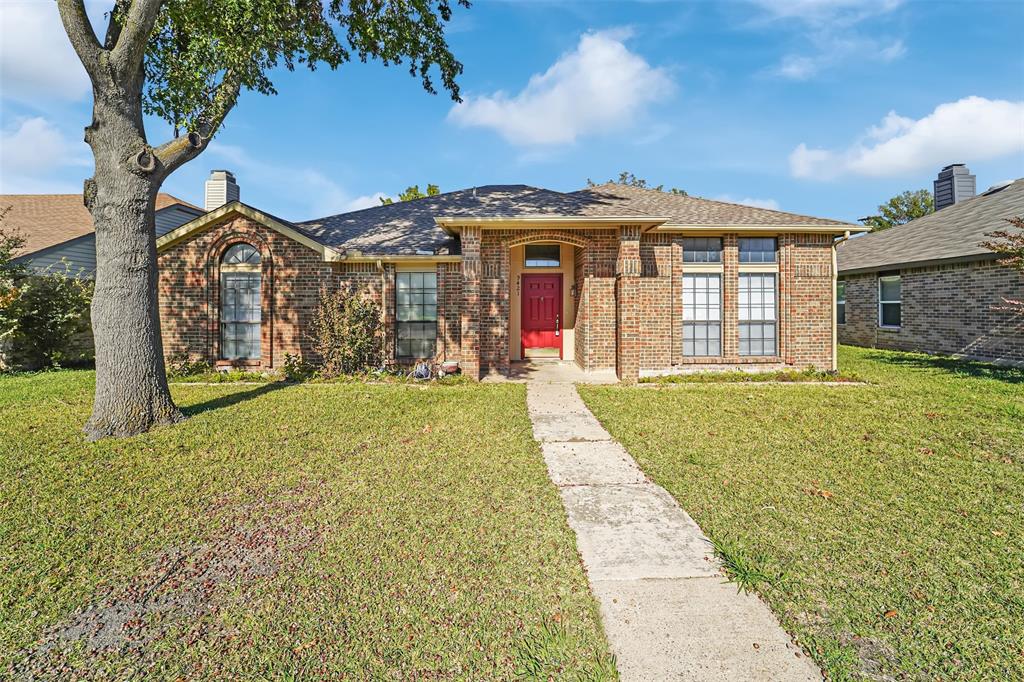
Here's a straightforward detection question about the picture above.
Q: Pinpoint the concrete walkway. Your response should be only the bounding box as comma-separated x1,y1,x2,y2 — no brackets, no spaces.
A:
527,380,821,681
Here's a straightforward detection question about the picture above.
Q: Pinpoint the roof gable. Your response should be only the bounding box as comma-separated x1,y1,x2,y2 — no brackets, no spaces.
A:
156,201,343,261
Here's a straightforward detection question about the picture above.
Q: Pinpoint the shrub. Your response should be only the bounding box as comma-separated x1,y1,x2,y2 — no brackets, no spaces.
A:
2,265,94,371
282,352,316,382
166,352,213,378
309,285,383,378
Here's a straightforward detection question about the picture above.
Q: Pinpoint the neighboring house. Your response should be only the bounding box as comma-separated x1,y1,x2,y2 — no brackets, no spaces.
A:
2,193,202,277
837,165,1024,365
157,173,861,382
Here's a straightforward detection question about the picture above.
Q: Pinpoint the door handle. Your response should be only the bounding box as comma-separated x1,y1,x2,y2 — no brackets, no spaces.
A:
555,313,560,336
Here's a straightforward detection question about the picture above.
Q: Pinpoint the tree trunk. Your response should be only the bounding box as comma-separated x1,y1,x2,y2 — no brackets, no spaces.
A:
82,99,183,440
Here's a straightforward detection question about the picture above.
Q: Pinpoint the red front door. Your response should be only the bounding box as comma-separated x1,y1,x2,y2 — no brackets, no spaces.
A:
521,274,562,358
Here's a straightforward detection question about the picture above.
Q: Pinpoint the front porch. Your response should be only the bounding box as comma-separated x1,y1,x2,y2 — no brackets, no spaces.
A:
482,360,618,384
457,225,643,382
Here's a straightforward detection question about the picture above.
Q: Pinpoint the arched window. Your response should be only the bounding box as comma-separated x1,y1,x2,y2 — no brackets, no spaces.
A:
220,243,261,360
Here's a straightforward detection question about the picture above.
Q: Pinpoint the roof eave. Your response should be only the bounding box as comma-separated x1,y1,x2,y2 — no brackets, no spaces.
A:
653,223,865,234
434,215,670,235
838,251,1000,275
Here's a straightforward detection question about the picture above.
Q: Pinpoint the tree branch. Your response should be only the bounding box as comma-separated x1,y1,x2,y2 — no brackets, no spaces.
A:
103,0,130,50
110,0,162,75
153,74,242,176
56,0,103,76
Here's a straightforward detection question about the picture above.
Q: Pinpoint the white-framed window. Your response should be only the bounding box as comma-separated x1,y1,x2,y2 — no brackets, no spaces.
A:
682,273,721,356
683,237,722,263
739,237,777,264
524,243,560,267
739,272,777,356
878,274,901,328
836,280,847,325
220,243,261,360
396,271,438,358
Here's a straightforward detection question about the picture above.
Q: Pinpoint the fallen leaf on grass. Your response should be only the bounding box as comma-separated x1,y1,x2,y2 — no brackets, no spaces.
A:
883,610,898,619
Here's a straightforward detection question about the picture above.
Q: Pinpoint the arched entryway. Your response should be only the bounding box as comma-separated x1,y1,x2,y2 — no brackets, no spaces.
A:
503,232,592,365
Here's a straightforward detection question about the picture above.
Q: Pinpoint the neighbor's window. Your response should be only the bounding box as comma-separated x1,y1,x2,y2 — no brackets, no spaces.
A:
683,238,722,263
739,237,777,263
739,272,777,356
837,280,847,325
220,243,261,360
396,271,438,358
682,273,721,356
878,274,901,328
525,244,560,267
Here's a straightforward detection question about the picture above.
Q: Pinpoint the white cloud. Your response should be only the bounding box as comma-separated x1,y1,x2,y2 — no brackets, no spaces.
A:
206,143,388,217
448,29,674,146
0,1,95,103
751,0,903,25
789,96,1024,179
0,117,90,193
711,195,781,210
750,0,906,80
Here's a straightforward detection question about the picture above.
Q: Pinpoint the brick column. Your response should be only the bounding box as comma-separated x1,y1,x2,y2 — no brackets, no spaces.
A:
615,225,642,383
381,263,396,362
722,234,739,361
460,226,482,379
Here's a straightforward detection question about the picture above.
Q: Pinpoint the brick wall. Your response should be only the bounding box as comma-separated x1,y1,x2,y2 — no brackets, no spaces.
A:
160,215,839,378
158,216,334,368
627,232,835,375
839,259,1024,364
159,216,419,370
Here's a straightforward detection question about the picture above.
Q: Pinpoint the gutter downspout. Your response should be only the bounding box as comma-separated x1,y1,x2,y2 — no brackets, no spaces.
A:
832,231,851,372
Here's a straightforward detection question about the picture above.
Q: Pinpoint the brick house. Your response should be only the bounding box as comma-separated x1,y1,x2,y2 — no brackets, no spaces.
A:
837,168,1024,365
156,179,860,382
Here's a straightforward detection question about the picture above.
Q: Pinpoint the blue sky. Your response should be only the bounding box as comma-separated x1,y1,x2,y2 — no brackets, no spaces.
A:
2,0,1023,223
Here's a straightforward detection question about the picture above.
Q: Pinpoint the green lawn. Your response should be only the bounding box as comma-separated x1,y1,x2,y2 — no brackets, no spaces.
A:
579,346,1024,680
1,373,614,679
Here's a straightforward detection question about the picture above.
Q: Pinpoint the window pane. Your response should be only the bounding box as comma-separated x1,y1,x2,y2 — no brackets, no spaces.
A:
525,244,560,267
396,272,438,358
880,276,901,302
683,238,722,263
836,281,846,302
223,243,260,265
739,238,777,263
881,302,901,327
221,270,261,360
739,322,776,357
837,302,846,325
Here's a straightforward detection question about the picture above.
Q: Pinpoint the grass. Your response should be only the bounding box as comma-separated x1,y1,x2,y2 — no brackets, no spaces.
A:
580,346,1024,681
0,372,614,679
640,367,860,384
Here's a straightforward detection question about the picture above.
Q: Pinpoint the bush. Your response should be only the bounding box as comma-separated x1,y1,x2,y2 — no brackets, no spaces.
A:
1,266,94,371
310,285,383,378
166,352,213,378
283,352,316,382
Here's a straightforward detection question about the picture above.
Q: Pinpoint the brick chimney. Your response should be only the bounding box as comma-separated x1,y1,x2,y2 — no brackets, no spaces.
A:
933,164,975,211
204,170,240,211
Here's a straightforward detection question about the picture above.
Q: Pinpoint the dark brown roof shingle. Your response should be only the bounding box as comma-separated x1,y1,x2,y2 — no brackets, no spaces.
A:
837,179,1024,273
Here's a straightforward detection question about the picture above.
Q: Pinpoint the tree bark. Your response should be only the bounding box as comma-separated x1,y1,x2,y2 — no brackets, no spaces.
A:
81,72,183,440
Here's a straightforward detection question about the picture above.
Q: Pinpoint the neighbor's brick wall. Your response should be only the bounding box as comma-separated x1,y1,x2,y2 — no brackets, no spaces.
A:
839,259,1024,364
